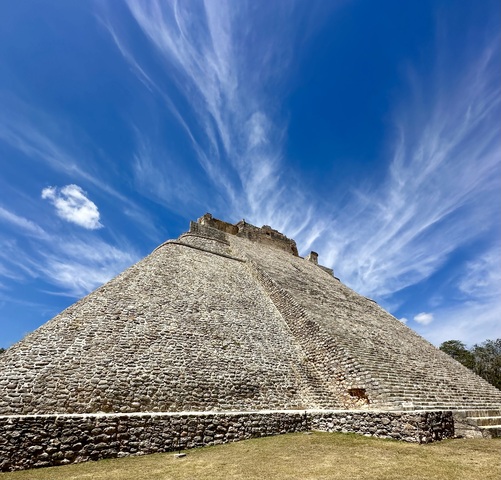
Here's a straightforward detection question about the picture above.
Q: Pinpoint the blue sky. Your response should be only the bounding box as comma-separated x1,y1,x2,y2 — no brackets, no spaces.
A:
0,0,499,349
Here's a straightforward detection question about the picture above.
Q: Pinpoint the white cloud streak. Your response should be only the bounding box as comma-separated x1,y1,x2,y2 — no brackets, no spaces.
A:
104,3,500,343
415,245,501,346
0,206,47,238
41,237,137,296
458,248,501,299
0,230,139,298
42,185,103,230
106,0,311,227
0,97,158,299
414,299,501,347
320,34,501,301
0,95,156,222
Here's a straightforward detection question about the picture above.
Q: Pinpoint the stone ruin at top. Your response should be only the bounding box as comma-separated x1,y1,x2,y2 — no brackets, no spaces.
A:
1,213,501,416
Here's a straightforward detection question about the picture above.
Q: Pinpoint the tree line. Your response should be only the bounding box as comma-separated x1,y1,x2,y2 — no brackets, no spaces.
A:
439,338,501,390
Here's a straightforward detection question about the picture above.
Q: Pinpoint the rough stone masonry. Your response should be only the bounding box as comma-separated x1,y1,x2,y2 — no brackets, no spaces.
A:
0,410,453,471
0,214,499,471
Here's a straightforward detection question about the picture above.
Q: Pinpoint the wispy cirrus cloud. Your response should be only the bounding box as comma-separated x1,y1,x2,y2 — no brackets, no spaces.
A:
415,298,501,347
418,246,501,346
0,95,158,224
0,96,155,296
105,2,499,345
458,248,501,300
0,98,91,180
0,192,137,298
41,237,138,296
320,33,501,301
42,185,103,230
104,0,318,228
0,206,47,238
0,230,139,297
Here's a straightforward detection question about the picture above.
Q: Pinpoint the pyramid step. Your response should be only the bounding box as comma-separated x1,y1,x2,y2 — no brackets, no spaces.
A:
460,409,501,418
468,416,501,427
397,405,501,412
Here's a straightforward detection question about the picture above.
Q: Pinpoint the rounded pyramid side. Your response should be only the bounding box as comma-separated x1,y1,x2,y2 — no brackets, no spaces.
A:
0,232,315,415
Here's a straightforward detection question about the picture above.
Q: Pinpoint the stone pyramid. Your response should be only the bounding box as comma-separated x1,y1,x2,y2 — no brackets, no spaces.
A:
1,213,501,416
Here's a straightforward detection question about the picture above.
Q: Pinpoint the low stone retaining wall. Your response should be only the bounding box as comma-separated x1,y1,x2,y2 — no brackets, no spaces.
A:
0,410,454,472
310,410,453,442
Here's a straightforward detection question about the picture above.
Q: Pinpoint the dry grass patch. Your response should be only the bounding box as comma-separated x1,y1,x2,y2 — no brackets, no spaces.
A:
1,432,500,480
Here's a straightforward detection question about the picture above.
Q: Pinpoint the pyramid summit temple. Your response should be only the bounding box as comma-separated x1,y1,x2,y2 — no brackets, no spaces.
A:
1,213,500,471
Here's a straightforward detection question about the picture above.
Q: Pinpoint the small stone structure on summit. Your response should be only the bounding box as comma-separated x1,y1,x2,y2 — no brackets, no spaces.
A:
1,213,500,471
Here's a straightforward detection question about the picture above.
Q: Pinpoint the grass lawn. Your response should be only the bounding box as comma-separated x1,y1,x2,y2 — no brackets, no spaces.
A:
1,432,500,480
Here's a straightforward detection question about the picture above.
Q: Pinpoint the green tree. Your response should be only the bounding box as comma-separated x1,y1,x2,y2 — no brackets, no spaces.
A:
0,348,5,354
439,340,474,369
472,339,501,390
440,338,501,391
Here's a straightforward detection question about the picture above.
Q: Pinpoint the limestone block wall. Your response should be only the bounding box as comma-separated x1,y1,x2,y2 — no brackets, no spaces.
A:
310,410,453,442
196,213,299,255
0,237,317,415
197,214,239,235
0,410,454,472
236,222,299,256
189,220,231,242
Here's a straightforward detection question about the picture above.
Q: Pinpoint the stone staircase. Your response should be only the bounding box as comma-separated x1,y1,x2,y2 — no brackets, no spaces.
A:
356,358,501,412
453,409,501,438
229,235,501,417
